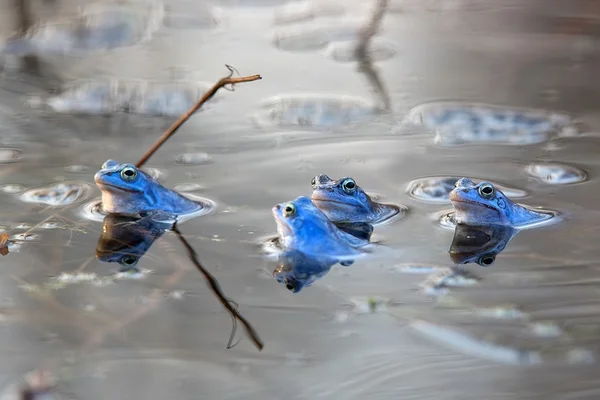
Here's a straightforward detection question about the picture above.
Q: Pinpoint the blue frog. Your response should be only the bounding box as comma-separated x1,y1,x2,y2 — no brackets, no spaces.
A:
94,159,202,215
272,196,371,261
310,174,400,224
450,178,553,227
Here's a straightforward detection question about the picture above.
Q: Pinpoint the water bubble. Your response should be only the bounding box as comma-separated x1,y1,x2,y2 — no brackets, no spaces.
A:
20,181,91,206
525,162,587,185
175,152,213,165
407,176,527,204
325,38,397,63
0,148,22,164
254,94,378,128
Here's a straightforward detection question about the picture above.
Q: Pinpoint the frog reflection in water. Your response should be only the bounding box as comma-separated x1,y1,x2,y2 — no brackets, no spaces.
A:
272,196,374,293
96,213,172,271
94,160,202,215
450,178,553,227
310,174,399,224
272,196,371,260
273,250,339,293
449,223,518,267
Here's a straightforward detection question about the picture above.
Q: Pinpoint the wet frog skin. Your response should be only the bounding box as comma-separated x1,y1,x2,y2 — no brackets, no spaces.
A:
310,174,397,224
272,196,370,259
94,159,202,215
450,178,552,227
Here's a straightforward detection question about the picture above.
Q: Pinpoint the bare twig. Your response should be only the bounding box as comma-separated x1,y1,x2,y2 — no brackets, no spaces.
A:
355,0,391,111
135,65,262,168
172,223,264,351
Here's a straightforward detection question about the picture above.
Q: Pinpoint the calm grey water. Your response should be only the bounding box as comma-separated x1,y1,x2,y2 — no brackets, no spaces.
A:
1,0,600,398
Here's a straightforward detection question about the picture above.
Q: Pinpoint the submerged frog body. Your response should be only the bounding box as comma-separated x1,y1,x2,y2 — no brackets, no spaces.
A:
273,249,341,293
96,213,172,271
310,174,399,224
272,196,370,259
450,178,552,227
94,159,202,215
449,223,518,267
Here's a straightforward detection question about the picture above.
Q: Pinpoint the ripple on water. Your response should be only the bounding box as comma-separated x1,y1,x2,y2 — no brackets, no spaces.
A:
163,4,218,29
325,38,397,63
404,101,578,146
80,193,216,223
273,23,363,52
435,207,562,231
44,78,217,117
273,2,346,25
525,162,588,185
0,148,22,164
3,1,164,56
254,94,378,128
407,176,527,204
19,181,92,207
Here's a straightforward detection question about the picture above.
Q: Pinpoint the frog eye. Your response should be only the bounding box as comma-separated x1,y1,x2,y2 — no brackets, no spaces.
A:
120,254,139,267
478,183,495,199
283,202,296,217
311,177,317,189
477,255,495,267
283,278,297,293
120,166,138,181
341,178,356,193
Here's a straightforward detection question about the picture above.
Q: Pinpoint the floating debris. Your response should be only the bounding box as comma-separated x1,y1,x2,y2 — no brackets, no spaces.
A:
0,148,22,164
525,162,588,185
0,232,9,256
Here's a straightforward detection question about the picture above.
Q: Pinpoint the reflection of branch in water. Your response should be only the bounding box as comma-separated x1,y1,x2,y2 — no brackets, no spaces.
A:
354,0,391,111
135,65,262,168
13,0,39,73
172,223,264,351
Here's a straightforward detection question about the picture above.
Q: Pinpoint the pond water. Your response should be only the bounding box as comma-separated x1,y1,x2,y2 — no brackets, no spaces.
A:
1,0,600,398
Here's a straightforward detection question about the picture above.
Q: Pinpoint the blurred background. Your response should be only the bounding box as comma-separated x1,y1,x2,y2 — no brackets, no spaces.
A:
0,0,600,398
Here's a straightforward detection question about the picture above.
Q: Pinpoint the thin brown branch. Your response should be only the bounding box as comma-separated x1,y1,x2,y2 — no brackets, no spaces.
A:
135,65,262,168
172,223,264,351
